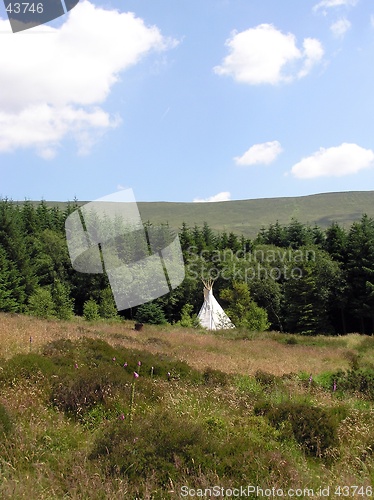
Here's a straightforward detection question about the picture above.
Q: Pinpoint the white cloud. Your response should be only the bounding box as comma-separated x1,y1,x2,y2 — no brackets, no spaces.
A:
0,1,176,157
330,17,351,37
234,141,282,166
214,24,323,85
290,143,374,179
193,192,231,203
298,38,325,78
313,0,358,12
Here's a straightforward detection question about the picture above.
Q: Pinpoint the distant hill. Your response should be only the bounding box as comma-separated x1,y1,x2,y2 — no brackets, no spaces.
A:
137,190,374,238
13,190,374,238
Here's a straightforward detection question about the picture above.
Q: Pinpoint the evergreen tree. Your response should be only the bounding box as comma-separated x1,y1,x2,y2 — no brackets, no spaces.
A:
219,231,229,250
345,215,374,333
0,246,21,312
177,303,199,328
220,281,269,331
283,247,341,335
267,221,287,247
179,222,193,253
99,287,118,319
286,219,311,248
227,232,241,252
52,280,74,320
324,222,347,262
134,302,167,325
192,225,205,253
202,222,216,249
83,298,100,321
0,200,36,306
27,287,56,319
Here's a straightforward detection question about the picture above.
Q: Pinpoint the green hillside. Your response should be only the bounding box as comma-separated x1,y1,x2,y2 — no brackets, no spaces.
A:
137,190,374,237
12,190,374,237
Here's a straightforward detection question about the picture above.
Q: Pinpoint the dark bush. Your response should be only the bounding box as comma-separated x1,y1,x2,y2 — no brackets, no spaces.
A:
253,400,272,416
51,365,129,418
263,401,338,457
0,403,12,436
134,302,167,325
203,367,229,386
0,353,56,385
332,369,374,399
254,370,281,389
284,336,298,345
90,410,270,487
90,410,211,483
43,338,74,357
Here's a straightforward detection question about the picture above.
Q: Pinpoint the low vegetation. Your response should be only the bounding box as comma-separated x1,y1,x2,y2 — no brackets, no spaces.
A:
1,313,374,498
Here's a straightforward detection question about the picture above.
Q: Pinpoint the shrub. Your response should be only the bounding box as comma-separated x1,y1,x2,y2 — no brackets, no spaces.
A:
254,370,281,389
330,369,374,399
134,302,167,325
78,338,120,366
52,280,74,320
253,399,272,416
177,303,200,328
284,336,298,345
27,287,56,319
99,287,118,319
0,353,56,385
0,403,12,436
83,299,100,321
51,365,128,419
90,410,210,483
263,401,338,457
203,367,229,386
90,409,288,489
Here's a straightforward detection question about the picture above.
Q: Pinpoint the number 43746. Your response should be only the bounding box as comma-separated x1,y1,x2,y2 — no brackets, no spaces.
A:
6,3,44,14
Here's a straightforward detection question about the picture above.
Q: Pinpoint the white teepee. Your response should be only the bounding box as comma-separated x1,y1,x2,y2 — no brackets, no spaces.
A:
197,279,235,330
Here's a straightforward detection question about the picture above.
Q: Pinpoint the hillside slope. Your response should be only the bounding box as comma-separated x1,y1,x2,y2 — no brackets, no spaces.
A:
137,190,374,237
13,190,374,237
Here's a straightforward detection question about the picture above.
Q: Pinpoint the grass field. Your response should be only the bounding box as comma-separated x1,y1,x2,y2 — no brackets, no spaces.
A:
0,313,360,375
1,313,374,499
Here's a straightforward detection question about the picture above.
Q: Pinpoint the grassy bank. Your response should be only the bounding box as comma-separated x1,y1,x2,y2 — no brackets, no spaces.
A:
0,313,374,498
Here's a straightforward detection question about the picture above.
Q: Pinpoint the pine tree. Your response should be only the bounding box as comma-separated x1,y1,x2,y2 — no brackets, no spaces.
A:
0,246,21,312
83,299,100,321
52,280,74,320
346,215,374,333
220,281,269,331
27,287,56,319
283,247,341,334
99,287,118,319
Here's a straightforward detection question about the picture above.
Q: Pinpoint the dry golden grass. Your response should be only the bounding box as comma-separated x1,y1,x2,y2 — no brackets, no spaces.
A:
0,313,354,376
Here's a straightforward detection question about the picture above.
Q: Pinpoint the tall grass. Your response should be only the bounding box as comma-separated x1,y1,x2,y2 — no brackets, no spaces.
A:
0,313,374,498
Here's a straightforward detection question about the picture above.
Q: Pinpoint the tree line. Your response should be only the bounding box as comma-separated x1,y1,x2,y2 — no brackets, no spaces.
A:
0,199,373,335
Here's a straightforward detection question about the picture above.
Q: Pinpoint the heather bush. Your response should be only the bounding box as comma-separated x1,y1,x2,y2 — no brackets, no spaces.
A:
203,367,230,386
0,403,12,436
332,369,374,399
89,409,286,489
262,401,338,457
51,365,129,419
0,353,56,385
255,370,282,390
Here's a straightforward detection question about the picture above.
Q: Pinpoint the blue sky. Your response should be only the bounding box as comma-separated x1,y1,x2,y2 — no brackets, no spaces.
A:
1,0,374,203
